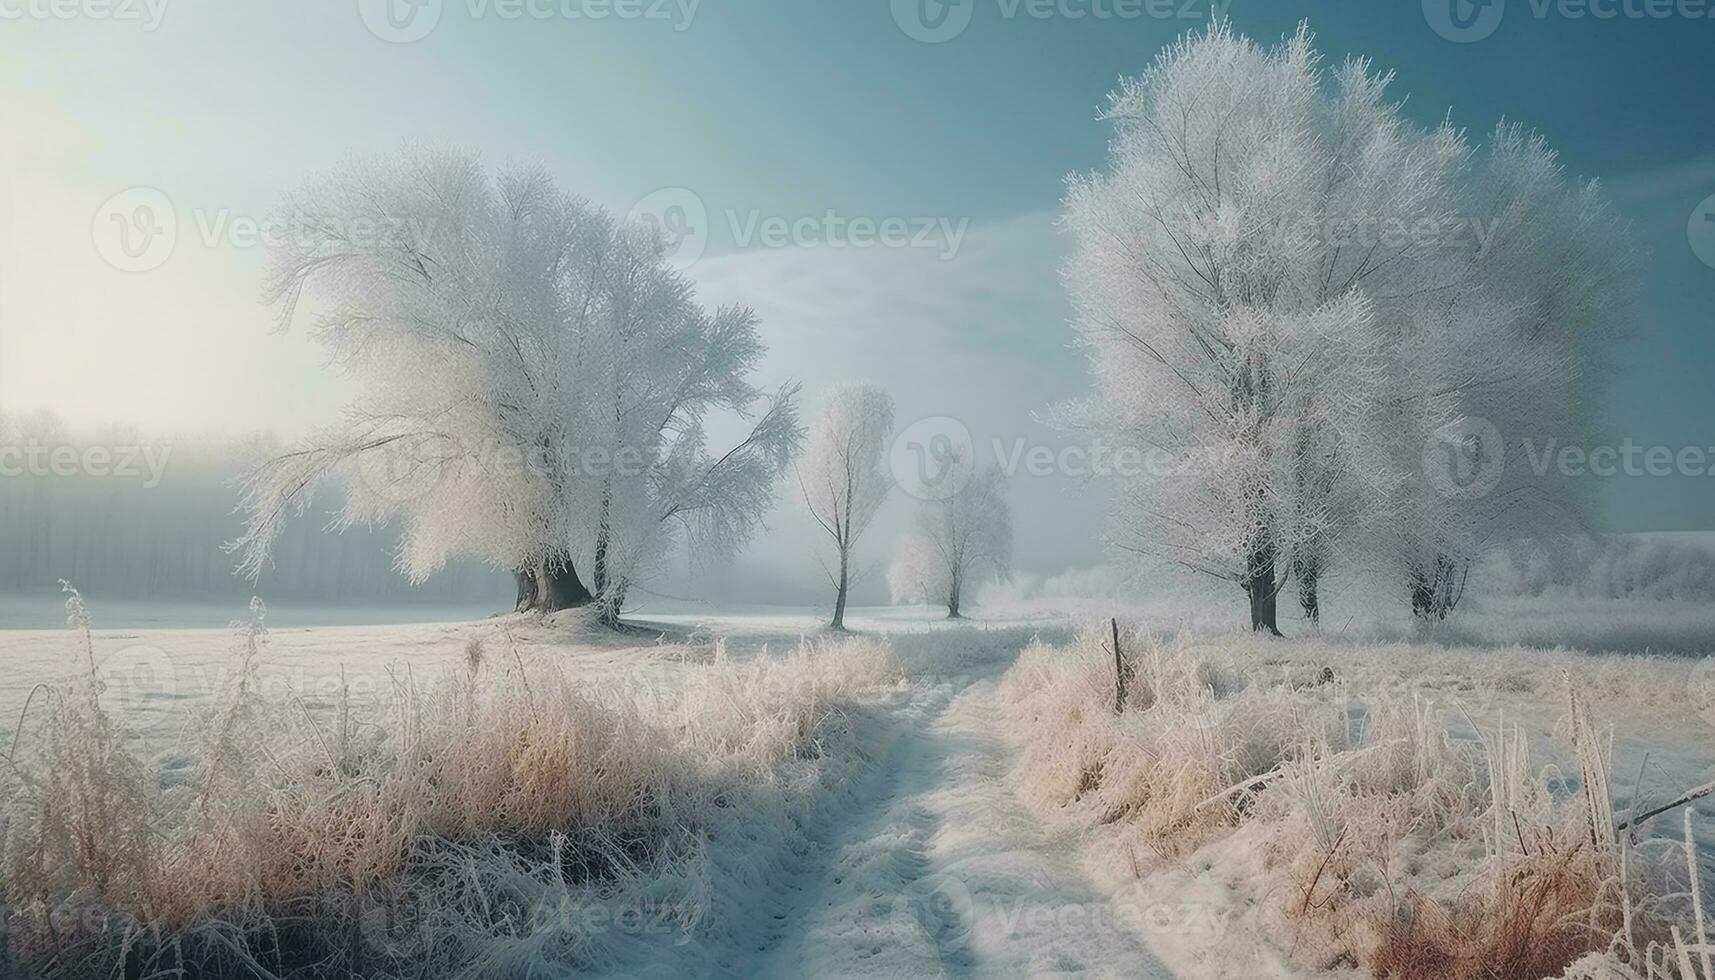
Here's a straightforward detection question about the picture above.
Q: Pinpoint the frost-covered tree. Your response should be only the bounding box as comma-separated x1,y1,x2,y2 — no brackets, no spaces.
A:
887,464,1012,618
798,386,894,630
562,220,803,625
1060,23,1632,631
230,149,801,621
1370,125,1634,620
1060,23,1456,634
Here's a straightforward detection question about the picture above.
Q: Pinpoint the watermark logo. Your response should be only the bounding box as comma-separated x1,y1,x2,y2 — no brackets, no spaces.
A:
92,187,177,273
628,187,710,269
360,0,700,42
355,433,463,504
358,0,443,42
1424,0,1506,41
729,209,968,260
352,436,656,504
92,189,435,273
891,872,976,957
0,442,173,487
626,189,969,267
358,892,440,958
893,0,1226,43
891,416,976,500
96,644,179,706
892,0,974,42
1423,417,1506,500
1428,0,1714,41
1690,193,1715,271
0,0,169,29
1521,436,1714,479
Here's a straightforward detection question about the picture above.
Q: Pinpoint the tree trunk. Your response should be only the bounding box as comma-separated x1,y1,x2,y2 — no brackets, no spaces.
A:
515,551,593,614
597,581,627,630
1246,541,1283,636
1296,557,1320,626
514,567,540,612
1410,554,1464,621
540,552,594,611
591,485,612,598
946,573,962,619
830,547,849,630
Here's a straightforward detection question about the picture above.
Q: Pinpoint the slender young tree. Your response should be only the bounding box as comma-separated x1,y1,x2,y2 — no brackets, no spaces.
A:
231,149,801,621
888,464,1012,618
798,386,894,630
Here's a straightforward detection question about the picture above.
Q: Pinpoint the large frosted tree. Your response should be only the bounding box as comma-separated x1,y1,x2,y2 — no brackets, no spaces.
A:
1060,23,1631,631
798,385,894,630
1059,24,1450,633
231,149,801,620
887,464,1012,619
1371,125,1634,620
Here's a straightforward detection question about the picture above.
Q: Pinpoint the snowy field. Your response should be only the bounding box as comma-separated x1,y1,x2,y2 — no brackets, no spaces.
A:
1,594,1712,978
0,593,510,631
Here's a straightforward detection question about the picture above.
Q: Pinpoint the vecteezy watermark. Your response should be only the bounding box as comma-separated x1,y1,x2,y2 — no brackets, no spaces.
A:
92,187,436,273
891,417,977,500
96,644,179,706
1522,437,1715,479
627,187,970,268
359,892,697,957
1422,0,1507,41
628,187,711,269
891,872,977,958
357,0,442,41
891,0,1228,43
729,210,968,261
1422,417,1506,500
900,428,1292,490
0,0,169,29
92,187,177,273
354,435,658,504
1689,192,1715,271
891,868,1231,961
1249,213,1501,254
0,441,173,488
1156,194,1508,255
989,436,1275,485
358,0,699,43
1425,0,1715,42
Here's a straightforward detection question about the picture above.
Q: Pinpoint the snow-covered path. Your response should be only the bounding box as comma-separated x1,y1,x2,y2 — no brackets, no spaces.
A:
756,666,1176,980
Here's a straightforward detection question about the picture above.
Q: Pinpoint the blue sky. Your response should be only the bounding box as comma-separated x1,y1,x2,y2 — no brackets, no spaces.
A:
1,0,1711,585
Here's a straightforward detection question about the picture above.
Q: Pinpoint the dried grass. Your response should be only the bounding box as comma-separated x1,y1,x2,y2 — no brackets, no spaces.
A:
998,622,1713,979
0,590,901,978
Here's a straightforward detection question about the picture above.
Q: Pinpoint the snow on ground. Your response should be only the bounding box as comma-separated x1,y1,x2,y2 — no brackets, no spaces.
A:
754,666,1211,979
0,596,1711,977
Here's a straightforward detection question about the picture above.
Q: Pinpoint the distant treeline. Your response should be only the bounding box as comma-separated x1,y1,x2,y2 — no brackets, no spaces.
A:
0,413,509,602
